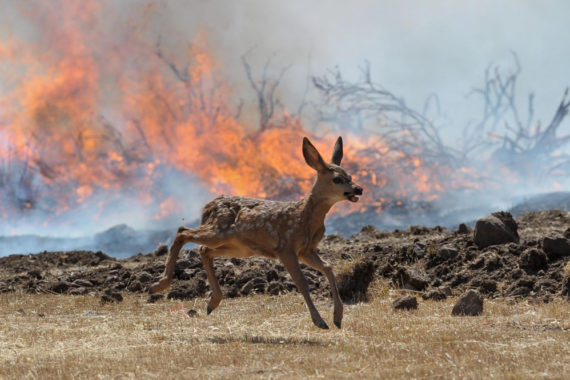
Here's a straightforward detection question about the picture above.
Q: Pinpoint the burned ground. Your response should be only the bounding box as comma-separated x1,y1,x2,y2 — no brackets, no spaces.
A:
1,210,569,304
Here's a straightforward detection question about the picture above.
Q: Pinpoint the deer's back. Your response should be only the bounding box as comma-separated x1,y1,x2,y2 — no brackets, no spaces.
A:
200,195,303,252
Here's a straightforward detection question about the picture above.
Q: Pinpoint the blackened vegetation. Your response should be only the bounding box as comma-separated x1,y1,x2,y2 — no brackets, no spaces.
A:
1,210,569,304
337,260,375,303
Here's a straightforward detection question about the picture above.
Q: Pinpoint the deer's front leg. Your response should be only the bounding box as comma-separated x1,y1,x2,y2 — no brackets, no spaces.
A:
280,252,328,329
300,250,343,328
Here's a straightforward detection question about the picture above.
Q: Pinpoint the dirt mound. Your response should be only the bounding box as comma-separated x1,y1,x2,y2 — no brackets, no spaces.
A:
1,210,569,304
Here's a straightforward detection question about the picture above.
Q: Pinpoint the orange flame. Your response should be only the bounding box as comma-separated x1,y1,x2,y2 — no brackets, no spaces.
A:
0,1,481,231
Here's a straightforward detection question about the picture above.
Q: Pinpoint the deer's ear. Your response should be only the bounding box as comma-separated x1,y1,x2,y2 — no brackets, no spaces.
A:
331,136,343,165
302,137,327,172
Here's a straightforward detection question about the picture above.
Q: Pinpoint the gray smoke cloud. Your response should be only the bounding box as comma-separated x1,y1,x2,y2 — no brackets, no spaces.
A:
147,0,570,126
0,0,569,250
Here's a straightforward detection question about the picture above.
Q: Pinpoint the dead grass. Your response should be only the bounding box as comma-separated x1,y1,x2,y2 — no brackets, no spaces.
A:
1,286,569,379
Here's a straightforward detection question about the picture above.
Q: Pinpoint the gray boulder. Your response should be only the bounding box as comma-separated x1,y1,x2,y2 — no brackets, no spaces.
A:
542,236,570,259
393,296,418,310
452,289,483,316
474,212,519,248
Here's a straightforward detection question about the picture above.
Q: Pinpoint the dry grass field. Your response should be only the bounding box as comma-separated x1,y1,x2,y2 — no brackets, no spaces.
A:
1,284,569,379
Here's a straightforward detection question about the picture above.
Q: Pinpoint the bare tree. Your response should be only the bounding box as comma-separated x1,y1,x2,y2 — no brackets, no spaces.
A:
467,53,570,176
241,49,291,131
312,62,462,168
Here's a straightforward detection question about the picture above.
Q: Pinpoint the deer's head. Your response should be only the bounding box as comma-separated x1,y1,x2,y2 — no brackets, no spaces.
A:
302,136,363,204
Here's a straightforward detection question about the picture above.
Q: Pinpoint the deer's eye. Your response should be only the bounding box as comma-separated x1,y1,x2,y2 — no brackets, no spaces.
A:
333,177,342,184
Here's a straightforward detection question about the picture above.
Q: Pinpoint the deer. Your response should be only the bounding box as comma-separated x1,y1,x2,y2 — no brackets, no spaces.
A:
149,136,363,329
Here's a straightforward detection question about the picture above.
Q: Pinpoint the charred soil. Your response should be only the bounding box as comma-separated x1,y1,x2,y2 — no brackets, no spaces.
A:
1,210,569,304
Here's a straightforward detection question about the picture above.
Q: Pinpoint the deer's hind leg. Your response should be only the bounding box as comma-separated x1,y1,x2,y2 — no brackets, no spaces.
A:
149,225,227,294
200,246,223,314
200,244,253,315
300,251,343,328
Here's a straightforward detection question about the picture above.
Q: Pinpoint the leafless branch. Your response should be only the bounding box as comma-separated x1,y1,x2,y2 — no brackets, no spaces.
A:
312,62,460,167
241,50,291,131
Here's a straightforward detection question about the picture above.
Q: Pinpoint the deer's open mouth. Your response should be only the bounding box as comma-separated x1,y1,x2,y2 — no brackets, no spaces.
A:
344,192,360,202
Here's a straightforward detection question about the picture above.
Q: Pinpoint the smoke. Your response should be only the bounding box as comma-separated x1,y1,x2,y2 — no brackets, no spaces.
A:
0,0,569,247
148,0,570,125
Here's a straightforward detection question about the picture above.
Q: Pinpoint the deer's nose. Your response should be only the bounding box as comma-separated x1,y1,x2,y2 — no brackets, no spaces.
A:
354,186,363,195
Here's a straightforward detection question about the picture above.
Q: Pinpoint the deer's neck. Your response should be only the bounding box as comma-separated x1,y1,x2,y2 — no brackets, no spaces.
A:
301,191,334,231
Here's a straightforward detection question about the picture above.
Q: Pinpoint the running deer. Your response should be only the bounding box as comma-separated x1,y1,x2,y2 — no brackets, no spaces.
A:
149,137,363,329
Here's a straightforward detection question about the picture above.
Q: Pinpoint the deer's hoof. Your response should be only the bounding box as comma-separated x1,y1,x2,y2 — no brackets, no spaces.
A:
315,320,329,329
206,305,213,315
334,321,341,329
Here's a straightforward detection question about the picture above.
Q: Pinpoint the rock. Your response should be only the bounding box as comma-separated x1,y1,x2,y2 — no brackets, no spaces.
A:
235,269,262,288
147,293,164,303
219,266,236,285
542,236,570,259
473,212,519,248
338,260,375,303
562,276,570,299
266,269,279,282
167,278,207,300
452,290,483,316
282,280,296,292
48,281,74,294
519,248,548,271
72,279,93,287
393,267,430,291
267,281,284,295
409,225,430,235
412,243,426,258
101,289,123,303
187,309,198,317
177,269,198,281
457,223,469,234
393,296,418,310
154,244,168,256
27,270,42,279
427,245,458,268
137,271,153,283
439,286,452,296
356,225,390,239
534,279,557,294
483,252,502,272
508,283,533,298
224,286,239,298
469,256,485,270
438,245,459,260
422,289,447,301
240,278,267,295
469,277,497,294
127,281,143,292
68,287,89,295
175,259,201,276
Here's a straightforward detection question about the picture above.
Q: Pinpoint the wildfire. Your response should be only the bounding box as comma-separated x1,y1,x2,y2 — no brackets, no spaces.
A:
0,1,480,233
